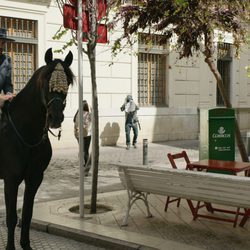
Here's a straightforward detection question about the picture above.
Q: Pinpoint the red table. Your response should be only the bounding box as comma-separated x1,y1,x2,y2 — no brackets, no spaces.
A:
187,159,250,176
187,159,250,227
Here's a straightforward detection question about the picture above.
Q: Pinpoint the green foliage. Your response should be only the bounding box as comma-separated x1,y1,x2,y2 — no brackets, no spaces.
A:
175,0,188,7
52,26,68,41
110,0,250,59
111,38,121,57
52,26,76,54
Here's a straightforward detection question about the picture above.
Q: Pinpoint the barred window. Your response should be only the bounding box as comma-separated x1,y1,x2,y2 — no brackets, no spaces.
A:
138,33,167,106
217,43,232,106
0,16,38,93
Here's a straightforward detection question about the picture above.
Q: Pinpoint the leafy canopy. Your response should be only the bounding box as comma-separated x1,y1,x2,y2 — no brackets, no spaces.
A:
110,0,250,58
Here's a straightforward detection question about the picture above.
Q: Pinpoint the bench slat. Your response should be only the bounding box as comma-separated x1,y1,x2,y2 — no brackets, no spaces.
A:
118,166,250,208
120,171,250,190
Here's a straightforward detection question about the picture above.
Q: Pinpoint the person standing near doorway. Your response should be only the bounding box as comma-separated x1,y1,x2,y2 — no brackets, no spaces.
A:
120,95,139,150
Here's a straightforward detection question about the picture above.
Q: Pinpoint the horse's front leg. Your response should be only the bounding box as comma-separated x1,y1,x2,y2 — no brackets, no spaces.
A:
20,174,43,250
4,179,20,250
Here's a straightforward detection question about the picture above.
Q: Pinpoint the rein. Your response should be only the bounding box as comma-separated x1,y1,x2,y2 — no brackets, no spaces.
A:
7,97,64,148
7,107,48,148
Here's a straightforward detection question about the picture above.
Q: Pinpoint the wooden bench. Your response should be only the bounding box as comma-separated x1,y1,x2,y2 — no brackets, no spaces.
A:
117,164,250,227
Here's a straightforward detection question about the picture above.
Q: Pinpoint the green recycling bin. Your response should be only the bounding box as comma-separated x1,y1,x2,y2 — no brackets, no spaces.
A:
208,108,235,174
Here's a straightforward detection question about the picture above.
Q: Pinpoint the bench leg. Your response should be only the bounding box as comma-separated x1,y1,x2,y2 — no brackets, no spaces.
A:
122,190,152,226
122,194,132,226
143,193,153,218
233,207,240,227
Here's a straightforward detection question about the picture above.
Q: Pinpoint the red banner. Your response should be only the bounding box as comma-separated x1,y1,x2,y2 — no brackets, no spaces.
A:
66,0,106,20
63,4,89,32
98,0,107,20
97,24,107,43
63,3,107,43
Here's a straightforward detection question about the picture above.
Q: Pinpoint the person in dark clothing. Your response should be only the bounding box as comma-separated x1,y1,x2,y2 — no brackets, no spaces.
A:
0,28,14,95
0,28,15,117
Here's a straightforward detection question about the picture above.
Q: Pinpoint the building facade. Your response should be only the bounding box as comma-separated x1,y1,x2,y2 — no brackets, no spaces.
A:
1,0,249,149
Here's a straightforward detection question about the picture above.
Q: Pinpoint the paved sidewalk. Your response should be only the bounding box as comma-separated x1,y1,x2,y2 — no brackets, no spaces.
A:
0,218,107,250
2,140,250,249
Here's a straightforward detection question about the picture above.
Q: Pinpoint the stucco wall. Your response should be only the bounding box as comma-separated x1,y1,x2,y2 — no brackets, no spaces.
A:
1,0,249,149
49,107,199,149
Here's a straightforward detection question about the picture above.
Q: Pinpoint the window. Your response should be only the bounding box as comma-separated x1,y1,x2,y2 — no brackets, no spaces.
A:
217,43,232,106
138,33,167,106
0,16,38,93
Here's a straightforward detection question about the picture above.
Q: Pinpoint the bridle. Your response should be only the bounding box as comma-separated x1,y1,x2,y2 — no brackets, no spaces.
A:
45,96,67,141
7,96,66,148
7,62,69,148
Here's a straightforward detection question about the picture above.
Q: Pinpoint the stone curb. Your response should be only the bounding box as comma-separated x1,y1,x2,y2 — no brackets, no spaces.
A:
30,219,157,250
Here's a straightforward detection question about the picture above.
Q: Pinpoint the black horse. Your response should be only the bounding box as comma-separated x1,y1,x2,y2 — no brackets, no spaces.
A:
0,48,74,250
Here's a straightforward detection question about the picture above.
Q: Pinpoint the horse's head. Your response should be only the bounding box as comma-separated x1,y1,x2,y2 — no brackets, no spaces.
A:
43,48,74,129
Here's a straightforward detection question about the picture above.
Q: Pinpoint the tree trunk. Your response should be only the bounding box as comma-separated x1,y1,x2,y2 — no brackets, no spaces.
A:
88,48,99,213
202,31,248,163
89,0,99,213
204,55,248,162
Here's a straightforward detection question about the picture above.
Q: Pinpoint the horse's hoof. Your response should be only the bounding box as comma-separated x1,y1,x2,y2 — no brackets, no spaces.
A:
22,246,33,250
20,243,33,250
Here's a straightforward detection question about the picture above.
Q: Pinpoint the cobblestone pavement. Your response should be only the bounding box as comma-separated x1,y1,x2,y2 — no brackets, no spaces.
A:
0,140,199,249
0,140,200,213
0,219,107,250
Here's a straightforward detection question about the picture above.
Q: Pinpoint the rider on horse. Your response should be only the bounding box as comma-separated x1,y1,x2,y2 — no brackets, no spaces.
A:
0,28,15,116
0,93,14,117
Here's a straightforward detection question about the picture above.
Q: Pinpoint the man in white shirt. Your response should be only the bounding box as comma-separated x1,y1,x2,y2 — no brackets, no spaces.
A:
120,95,139,150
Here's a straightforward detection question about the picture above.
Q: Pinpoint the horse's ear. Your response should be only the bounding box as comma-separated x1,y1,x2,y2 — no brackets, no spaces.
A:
45,48,53,65
64,51,73,67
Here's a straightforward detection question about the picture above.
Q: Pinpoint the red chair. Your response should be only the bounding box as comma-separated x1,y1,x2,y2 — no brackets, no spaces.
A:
164,151,190,212
166,151,214,217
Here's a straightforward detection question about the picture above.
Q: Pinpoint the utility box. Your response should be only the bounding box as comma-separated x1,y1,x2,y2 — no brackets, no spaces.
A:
208,108,235,161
